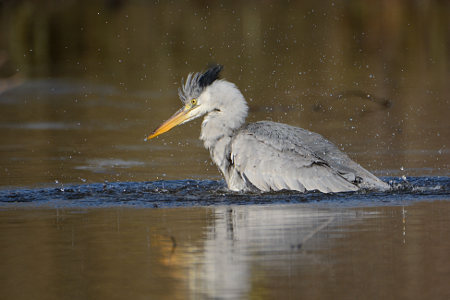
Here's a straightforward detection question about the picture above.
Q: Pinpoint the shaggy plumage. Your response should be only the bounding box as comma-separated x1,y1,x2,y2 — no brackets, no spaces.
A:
148,65,390,193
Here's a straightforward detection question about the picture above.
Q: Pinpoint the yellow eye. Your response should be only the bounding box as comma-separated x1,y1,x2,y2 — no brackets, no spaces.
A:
190,98,197,105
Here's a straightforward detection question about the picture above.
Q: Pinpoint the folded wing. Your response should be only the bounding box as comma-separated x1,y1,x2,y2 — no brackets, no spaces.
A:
230,121,388,193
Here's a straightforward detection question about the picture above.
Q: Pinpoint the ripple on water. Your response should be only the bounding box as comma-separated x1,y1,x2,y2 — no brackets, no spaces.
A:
0,177,449,209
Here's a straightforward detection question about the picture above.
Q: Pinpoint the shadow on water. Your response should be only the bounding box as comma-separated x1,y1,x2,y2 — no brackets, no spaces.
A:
1,177,449,208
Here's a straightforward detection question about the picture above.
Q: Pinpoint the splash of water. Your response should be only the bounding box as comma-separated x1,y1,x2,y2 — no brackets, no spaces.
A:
0,177,448,209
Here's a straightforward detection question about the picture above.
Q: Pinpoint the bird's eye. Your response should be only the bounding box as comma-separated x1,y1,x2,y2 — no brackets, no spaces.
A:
191,98,197,105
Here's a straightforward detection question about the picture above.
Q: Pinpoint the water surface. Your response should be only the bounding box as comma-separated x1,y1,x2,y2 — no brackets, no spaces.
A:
1,194,449,299
0,177,448,209
0,0,448,187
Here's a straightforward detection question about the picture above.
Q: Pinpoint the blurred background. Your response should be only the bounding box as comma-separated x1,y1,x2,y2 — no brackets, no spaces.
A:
0,0,448,188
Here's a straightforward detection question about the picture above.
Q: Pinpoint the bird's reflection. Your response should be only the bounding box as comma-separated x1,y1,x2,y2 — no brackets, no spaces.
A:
188,205,348,299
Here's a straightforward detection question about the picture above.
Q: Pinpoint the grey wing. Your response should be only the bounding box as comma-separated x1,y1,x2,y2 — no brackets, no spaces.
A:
255,122,389,190
230,124,359,193
230,121,389,192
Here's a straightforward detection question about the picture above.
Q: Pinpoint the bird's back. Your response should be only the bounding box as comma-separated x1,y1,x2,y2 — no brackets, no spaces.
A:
229,121,388,193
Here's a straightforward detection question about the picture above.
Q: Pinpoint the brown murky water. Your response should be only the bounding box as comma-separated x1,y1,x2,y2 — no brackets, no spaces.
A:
1,202,449,299
0,0,448,188
0,1,449,299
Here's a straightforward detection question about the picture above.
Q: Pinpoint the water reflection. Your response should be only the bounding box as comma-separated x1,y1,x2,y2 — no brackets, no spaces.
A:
189,205,345,299
0,201,448,299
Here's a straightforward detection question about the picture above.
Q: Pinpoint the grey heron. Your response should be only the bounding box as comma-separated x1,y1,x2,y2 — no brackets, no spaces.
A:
146,65,389,193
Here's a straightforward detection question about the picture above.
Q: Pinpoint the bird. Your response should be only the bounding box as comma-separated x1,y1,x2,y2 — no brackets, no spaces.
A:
146,65,390,193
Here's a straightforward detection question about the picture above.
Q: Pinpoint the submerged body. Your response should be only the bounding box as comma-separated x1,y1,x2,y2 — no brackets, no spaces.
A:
147,65,389,193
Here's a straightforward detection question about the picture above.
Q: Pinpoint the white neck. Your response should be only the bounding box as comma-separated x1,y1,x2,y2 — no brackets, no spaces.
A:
199,80,248,173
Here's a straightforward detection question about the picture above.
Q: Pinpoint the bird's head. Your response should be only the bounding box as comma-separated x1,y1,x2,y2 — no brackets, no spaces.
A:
146,64,241,140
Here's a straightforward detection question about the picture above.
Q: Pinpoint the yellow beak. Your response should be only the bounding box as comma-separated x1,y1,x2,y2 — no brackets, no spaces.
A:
145,107,190,140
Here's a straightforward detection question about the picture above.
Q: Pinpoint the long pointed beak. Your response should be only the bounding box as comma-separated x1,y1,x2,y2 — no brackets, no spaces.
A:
145,107,190,140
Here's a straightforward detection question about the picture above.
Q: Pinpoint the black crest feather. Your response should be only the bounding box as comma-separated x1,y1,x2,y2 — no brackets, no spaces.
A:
199,64,223,88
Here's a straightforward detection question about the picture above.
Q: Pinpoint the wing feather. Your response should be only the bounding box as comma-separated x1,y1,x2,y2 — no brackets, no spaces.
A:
231,128,358,193
231,121,389,191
